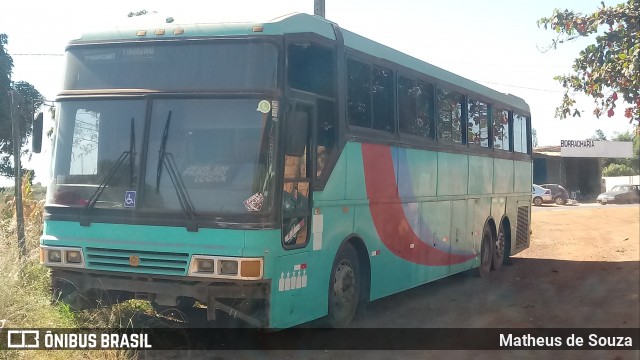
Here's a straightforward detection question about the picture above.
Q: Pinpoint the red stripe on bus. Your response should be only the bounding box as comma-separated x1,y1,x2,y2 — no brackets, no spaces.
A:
361,143,475,266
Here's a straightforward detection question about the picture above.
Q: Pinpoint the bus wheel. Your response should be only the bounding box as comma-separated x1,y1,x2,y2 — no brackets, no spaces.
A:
479,226,493,277
327,243,360,327
492,224,506,271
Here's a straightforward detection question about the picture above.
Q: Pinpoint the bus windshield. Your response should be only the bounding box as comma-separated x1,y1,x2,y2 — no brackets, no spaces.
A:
47,98,276,216
63,41,278,91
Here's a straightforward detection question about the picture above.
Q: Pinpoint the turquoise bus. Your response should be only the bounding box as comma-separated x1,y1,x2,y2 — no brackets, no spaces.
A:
36,13,532,329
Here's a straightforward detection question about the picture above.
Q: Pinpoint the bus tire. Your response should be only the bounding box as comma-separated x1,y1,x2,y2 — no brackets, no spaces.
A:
326,243,360,327
479,226,493,277
492,224,506,271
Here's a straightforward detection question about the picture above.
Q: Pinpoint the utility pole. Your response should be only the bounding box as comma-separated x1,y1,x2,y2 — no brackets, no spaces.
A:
9,90,27,257
314,0,325,17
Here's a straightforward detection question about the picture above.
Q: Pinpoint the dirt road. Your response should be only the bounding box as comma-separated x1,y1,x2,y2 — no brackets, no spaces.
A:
146,205,639,359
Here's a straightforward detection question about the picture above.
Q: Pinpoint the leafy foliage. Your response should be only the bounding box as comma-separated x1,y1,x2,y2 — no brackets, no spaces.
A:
532,128,540,147
127,9,148,17
537,0,639,127
602,162,637,176
602,130,640,173
0,34,44,177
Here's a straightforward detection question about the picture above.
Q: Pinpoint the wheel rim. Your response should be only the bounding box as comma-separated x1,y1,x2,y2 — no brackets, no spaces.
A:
495,229,505,262
534,198,542,206
331,260,357,319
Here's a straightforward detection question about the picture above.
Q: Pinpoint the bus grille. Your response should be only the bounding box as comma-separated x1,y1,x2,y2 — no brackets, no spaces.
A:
515,206,530,249
85,247,189,276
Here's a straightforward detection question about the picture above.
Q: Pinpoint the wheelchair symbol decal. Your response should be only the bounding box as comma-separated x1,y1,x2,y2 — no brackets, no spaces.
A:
124,191,136,208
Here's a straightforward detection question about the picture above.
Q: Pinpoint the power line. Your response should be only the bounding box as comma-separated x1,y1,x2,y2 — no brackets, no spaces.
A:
12,53,64,56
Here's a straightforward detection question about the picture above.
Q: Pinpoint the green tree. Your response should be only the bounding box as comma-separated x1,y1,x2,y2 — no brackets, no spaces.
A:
127,10,148,17
0,34,44,177
537,0,639,127
602,163,636,176
594,129,639,174
591,128,608,140
531,128,539,147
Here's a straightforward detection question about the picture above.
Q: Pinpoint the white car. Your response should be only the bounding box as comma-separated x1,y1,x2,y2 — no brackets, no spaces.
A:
532,184,553,206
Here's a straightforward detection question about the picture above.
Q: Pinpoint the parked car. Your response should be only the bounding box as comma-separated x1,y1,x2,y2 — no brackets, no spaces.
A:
532,184,553,206
596,184,640,204
540,184,569,205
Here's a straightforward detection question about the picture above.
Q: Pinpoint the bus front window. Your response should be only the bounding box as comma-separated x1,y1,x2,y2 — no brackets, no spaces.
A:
47,100,146,208
143,98,276,215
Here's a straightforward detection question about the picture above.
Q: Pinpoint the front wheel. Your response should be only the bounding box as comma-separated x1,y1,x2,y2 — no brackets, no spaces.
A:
533,197,542,206
326,243,360,328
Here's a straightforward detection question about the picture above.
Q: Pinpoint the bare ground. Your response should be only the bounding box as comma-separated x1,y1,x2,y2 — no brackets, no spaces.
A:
140,205,640,360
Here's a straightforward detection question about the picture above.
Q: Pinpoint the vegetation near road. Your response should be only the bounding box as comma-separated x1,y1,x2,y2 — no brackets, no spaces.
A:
0,179,147,360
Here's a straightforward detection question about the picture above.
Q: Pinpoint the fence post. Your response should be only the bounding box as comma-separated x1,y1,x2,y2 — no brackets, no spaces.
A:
9,90,27,257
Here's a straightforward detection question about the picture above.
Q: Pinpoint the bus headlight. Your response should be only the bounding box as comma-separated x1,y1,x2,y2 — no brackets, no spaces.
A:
66,251,82,264
40,246,85,268
219,260,238,275
48,250,62,263
188,255,262,280
196,259,215,273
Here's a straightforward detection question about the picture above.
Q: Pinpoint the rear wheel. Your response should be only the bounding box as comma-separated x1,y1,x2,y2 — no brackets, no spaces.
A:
326,243,360,327
492,224,506,270
479,226,493,277
533,197,543,206
554,196,566,205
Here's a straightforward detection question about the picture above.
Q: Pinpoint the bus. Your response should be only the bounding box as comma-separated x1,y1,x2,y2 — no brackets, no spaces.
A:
36,12,532,329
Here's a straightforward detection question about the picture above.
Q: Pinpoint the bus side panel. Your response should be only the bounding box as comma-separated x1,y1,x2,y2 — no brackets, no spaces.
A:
345,142,368,200
514,160,533,193
398,148,437,198
466,198,482,268
494,158,514,194
469,156,493,195
437,152,469,196
449,199,474,274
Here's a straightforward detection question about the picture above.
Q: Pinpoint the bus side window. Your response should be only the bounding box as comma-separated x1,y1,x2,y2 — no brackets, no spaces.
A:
316,99,336,178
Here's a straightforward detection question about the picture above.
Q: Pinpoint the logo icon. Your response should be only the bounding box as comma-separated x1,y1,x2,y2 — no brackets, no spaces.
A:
129,255,140,267
7,330,39,348
124,191,136,208
256,100,271,114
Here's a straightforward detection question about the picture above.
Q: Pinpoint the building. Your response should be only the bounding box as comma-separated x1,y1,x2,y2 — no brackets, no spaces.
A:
533,145,601,199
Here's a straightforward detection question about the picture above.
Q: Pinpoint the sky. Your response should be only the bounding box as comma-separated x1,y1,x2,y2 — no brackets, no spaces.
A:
1,0,636,186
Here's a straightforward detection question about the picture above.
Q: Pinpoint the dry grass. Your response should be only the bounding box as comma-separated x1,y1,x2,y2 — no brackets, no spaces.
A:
0,175,137,360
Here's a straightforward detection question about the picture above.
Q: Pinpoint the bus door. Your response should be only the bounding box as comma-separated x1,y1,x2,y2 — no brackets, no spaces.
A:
282,101,312,248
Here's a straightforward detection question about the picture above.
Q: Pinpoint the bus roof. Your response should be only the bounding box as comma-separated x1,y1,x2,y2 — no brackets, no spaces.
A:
73,12,529,112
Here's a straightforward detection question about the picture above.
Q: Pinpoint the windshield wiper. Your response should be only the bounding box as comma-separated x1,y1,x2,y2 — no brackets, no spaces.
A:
81,117,136,227
155,110,199,232
129,117,136,188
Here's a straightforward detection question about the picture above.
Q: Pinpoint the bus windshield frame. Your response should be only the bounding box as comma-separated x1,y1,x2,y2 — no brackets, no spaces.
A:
63,39,279,92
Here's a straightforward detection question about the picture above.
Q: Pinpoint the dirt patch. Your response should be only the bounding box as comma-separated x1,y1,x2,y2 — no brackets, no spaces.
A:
525,206,639,262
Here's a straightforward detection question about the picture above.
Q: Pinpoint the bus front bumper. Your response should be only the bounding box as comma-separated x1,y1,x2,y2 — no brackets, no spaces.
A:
50,269,271,327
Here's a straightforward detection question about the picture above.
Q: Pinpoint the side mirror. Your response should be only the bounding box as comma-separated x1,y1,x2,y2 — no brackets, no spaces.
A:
32,112,43,153
285,107,309,157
